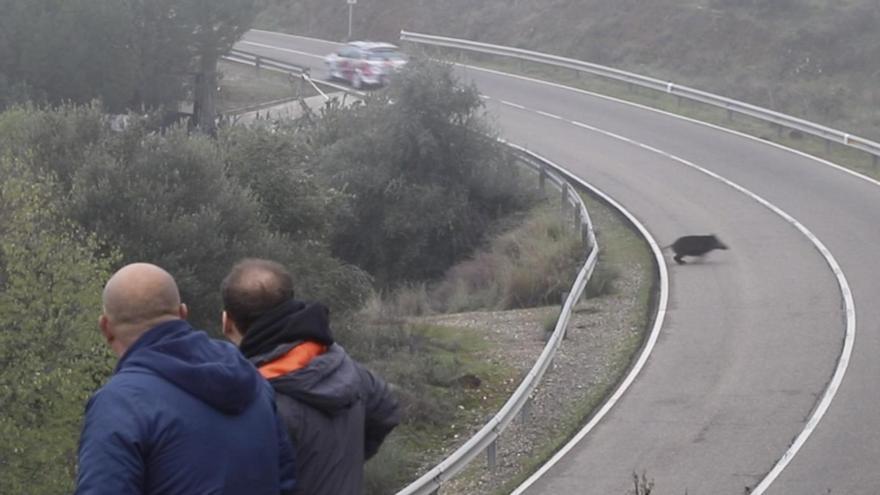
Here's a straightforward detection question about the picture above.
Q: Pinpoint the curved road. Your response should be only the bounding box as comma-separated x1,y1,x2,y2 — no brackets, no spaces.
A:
237,30,879,494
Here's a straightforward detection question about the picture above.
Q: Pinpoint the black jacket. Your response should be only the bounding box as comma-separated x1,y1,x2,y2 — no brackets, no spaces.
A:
241,300,400,495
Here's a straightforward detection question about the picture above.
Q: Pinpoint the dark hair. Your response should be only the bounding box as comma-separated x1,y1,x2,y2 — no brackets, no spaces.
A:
221,258,294,334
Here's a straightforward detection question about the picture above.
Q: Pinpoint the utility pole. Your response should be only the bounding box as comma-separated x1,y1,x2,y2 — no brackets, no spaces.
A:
347,0,356,40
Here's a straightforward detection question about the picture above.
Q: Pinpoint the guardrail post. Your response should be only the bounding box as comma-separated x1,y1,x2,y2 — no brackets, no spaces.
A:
560,291,570,339
561,183,569,213
293,73,304,98
519,397,531,424
825,139,833,154
539,166,547,192
873,154,879,169
726,108,734,121
574,204,582,232
255,56,262,71
775,123,784,139
487,440,497,471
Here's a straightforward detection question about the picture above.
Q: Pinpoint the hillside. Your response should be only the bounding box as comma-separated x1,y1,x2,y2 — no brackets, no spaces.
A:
257,0,880,140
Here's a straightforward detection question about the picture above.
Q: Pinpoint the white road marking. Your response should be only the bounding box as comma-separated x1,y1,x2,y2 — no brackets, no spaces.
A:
535,110,562,120
500,100,526,110
507,98,856,495
226,34,859,493
248,29,344,48
462,63,880,191
508,143,670,495
238,40,325,60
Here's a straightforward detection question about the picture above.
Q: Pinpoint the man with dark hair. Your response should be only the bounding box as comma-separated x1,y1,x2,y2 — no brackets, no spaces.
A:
221,258,400,495
76,263,296,495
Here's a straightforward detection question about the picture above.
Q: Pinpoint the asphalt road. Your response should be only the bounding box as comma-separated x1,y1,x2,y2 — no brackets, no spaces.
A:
237,30,880,494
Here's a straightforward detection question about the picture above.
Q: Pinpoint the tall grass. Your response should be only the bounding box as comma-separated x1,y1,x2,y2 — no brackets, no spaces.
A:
431,204,584,313
334,201,584,493
334,312,515,494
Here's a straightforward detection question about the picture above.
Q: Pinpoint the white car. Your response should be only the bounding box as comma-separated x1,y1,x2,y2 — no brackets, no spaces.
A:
325,42,407,89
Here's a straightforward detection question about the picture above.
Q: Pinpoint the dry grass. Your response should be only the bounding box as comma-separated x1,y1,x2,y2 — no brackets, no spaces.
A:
217,61,317,114
432,204,584,313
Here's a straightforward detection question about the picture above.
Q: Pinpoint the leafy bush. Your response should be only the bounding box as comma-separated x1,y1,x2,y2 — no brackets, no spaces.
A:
221,124,350,242
0,103,106,190
0,157,117,494
0,106,371,330
0,61,544,493
308,60,540,287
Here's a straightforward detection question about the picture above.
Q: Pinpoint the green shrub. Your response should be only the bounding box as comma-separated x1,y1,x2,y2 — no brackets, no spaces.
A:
0,157,117,494
221,124,350,242
0,105,372,330
364,431,419,495
308,60,540,287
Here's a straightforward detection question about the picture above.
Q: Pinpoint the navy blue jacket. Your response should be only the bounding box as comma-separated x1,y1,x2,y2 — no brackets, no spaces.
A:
76,320,296,495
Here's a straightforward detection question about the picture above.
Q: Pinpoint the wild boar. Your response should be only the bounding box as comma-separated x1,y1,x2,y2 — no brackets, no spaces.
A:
667,234,728,264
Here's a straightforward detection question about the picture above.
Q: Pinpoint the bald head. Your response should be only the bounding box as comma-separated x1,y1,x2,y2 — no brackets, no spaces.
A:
101,263,185,352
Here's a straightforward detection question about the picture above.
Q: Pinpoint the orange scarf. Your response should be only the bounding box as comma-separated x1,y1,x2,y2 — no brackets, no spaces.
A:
258,342,328,380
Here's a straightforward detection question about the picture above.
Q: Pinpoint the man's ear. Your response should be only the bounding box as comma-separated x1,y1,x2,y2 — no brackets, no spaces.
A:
222,311,243,346
99,314,123,357
178,303,188,320
99,314,114,345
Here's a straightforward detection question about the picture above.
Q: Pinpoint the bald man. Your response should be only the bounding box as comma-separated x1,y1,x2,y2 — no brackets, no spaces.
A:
76,263,297,495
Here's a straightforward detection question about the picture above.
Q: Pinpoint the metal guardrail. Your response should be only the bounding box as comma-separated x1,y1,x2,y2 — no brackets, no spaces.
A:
225,48,310,76
222,44,602,492
222,48,363,102
396,142,599,495
400,30,880,166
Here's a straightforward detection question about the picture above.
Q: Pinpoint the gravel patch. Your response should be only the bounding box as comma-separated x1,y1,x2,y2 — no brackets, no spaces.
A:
413,261,651,494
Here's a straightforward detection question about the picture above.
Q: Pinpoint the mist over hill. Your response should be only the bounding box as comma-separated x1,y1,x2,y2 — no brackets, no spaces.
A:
258,0,879,140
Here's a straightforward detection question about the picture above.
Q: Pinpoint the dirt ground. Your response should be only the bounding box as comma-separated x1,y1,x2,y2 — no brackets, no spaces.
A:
413,260,651,495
